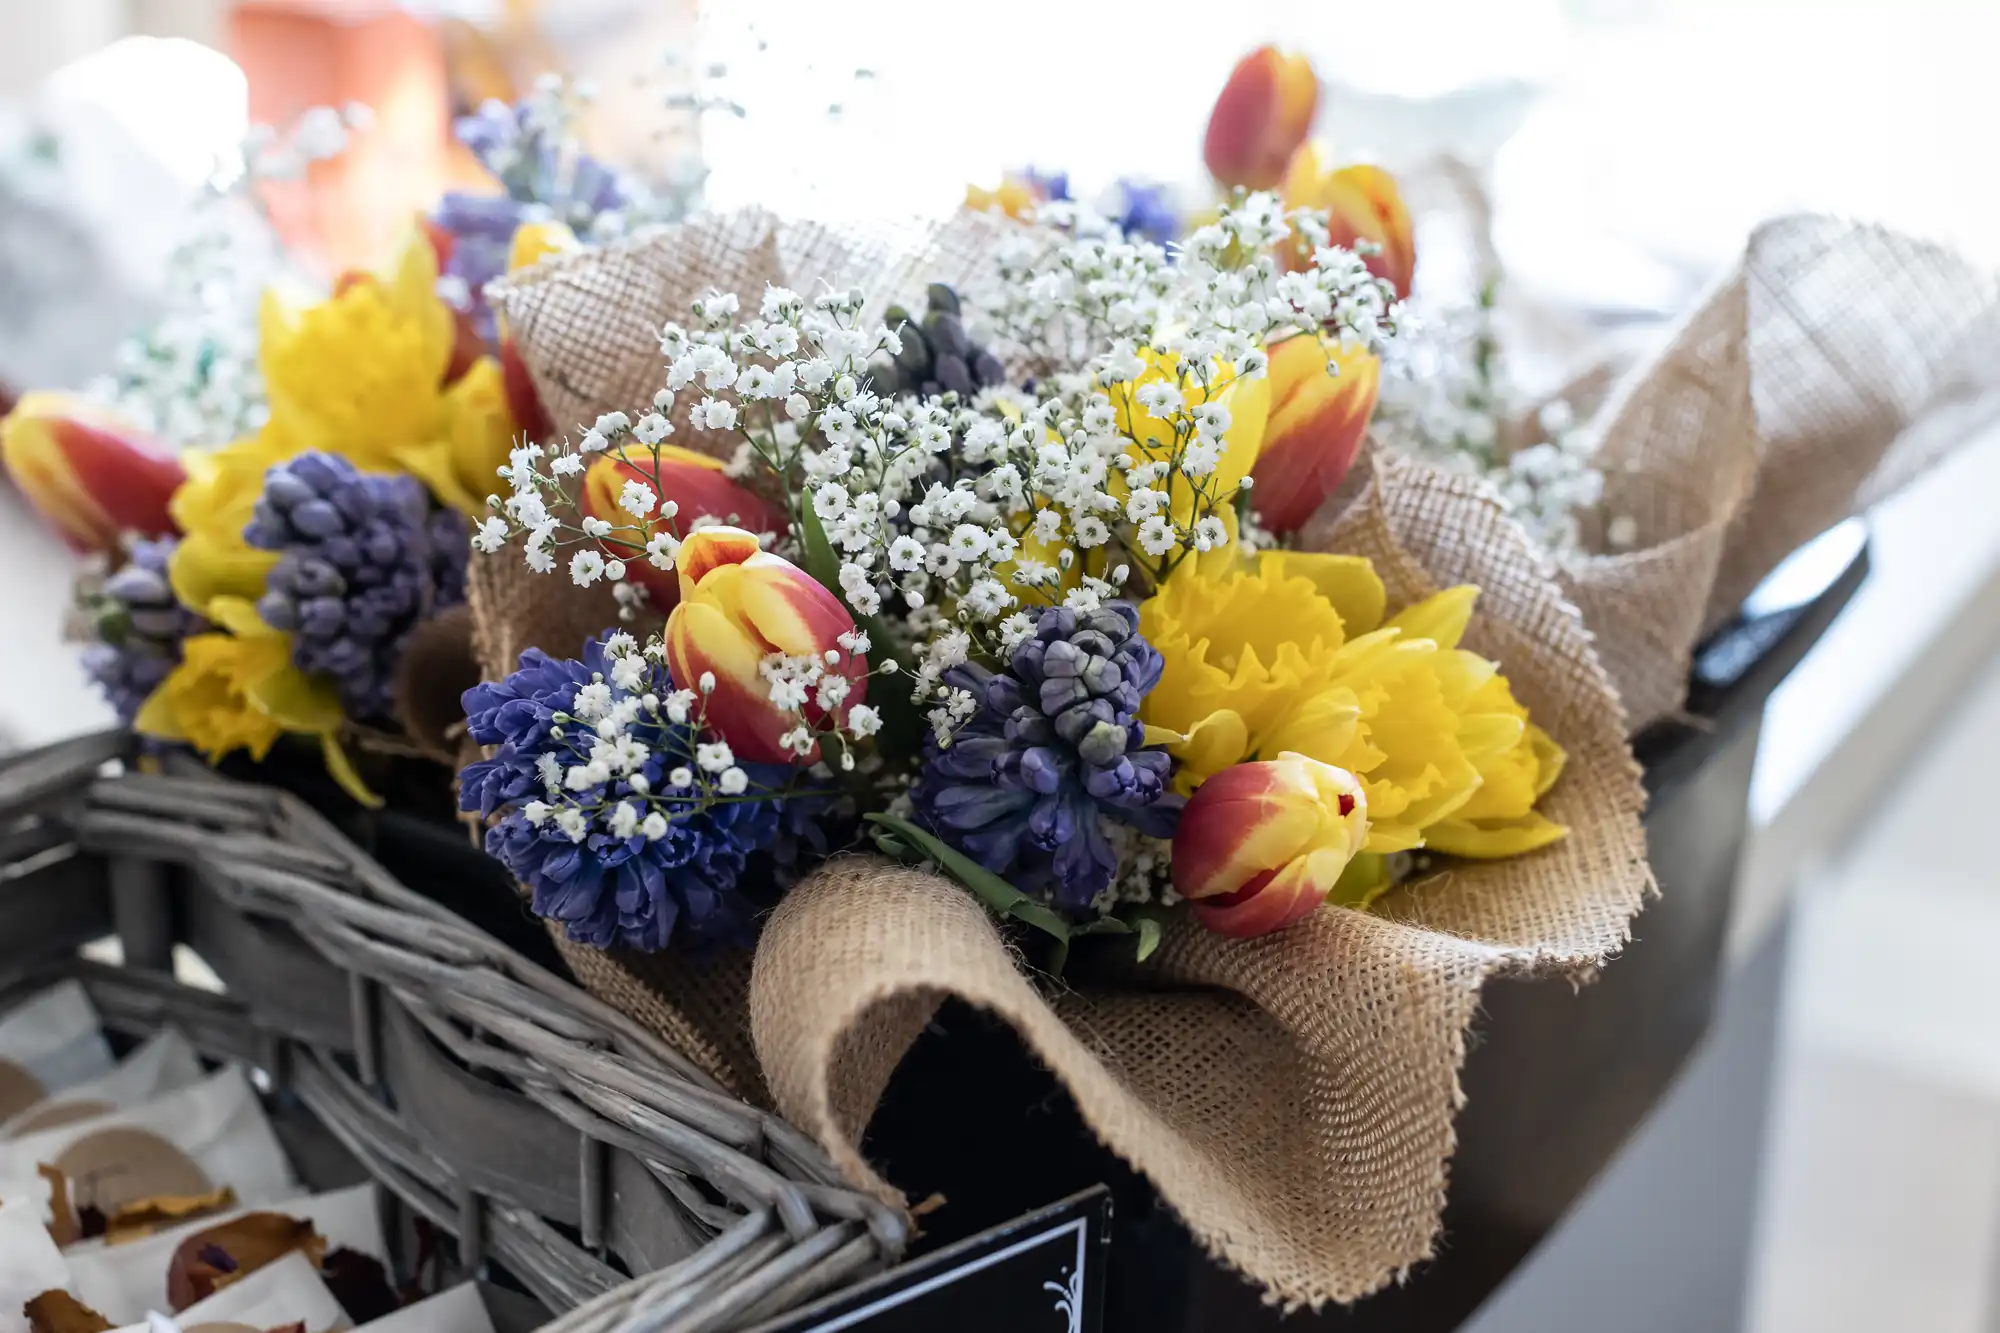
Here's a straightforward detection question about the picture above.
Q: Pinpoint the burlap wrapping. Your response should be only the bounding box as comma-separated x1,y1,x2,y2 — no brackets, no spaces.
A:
465,208,1989,1305
1558,215,2000,725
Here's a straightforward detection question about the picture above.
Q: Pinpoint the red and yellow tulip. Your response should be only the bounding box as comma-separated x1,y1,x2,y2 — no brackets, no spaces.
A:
664,527,868,764
0,394,185,554
1281,145,1416,300
1203,46,1319,192
1249,334,1380,533
581,448,785,611
1173,753,1370,937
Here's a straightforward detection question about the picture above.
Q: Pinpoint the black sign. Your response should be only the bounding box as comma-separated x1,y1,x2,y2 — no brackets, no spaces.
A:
755,1187,1111,1333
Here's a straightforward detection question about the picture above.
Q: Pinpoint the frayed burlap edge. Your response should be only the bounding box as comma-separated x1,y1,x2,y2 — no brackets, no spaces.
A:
1558,215,2000,726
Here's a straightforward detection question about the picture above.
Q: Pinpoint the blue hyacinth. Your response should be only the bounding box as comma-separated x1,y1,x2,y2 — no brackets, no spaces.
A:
459,638,822,952
81,536,208,725
911,602,1182,915
1112,179,1181,245
434,97,635,343
244,452,467,724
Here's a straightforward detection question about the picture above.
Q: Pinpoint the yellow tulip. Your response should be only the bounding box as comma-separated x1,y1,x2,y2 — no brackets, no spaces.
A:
664,527,869,765
1281,144,1416,300
1173,752,1369,936
0,394,184,554
1106,347,1271,571
1250,334,1380,534
1203,46,1319,192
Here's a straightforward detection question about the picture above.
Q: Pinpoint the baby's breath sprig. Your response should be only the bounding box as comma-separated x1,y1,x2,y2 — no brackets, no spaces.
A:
474,191,1405,749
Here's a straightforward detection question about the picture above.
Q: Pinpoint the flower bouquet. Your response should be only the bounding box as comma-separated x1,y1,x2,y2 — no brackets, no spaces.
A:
0,83,671,810
460,192,1652,1307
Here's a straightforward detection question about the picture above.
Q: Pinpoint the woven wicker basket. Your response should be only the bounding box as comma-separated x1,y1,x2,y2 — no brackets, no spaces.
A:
0,730,906,1333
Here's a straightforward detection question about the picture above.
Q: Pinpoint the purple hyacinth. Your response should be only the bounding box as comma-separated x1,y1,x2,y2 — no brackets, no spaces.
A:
1112,179,1180,245
433,98,634,343
81,536,207,725
911,602,1181,915
244,452,467,723
458,638,821,951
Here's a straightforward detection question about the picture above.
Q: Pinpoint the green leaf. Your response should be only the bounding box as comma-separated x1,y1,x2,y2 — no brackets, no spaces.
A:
1326,853,1393,910
1075,909,1165,963
864,813,1073,944
797,495,841,592
1132,913,1162,962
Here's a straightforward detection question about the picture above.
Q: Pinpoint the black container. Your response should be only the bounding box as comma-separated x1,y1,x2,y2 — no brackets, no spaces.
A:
861,521,1871,1332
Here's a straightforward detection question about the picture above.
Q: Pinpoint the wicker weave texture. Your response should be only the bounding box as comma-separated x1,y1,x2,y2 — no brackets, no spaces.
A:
0,731,905,1333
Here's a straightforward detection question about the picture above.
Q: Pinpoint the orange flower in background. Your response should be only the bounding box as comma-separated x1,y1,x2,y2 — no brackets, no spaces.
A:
579,447,786,610
1203,46,1319,192
0,394,185,554
964,170,1068,222
1282,145,1416,300
1172,753,1370,937
664,528,868,765
1249,334,1381,533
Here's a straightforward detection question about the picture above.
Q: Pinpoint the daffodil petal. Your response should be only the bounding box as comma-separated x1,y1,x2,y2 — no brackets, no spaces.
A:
1387,585,1479,651
247,663,344,734
1424,812,1570,859
320,731,383,809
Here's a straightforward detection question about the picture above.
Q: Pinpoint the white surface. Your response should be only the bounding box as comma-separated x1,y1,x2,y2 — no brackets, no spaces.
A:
0,1197,72,1333
0,1065,296,1224
1745,651,2000,1332
114,1250,345,1333
0,487,117,749
0,979,113,1093
0,1027,203,1138
1729,424,2000,966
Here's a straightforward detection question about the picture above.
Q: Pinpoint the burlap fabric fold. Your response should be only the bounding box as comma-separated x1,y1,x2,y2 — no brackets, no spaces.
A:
1556,215,2000,725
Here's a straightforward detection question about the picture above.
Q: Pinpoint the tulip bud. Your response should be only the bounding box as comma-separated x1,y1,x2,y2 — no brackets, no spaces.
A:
0,394,185,554
1203,46,1319,192
1282,146,1416,300
508,219,579,273
1173,753,1369,937
1249,336,1381,533
664,527,867,764
501,340,555,444
581,449,785,610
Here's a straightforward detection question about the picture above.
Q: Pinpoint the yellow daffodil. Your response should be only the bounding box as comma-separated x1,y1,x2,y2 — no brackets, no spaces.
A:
134,594,373,803
137,630,288,763
165,433,289,618
140,231,515,803
258,229,515,514
1138,549,1566,882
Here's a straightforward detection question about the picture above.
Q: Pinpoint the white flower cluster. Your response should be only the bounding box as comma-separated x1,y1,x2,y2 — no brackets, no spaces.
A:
1372,295,1633,559
755,629,887,767
481,192,1403,744
524,633,776,844
1096,821,1181,911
